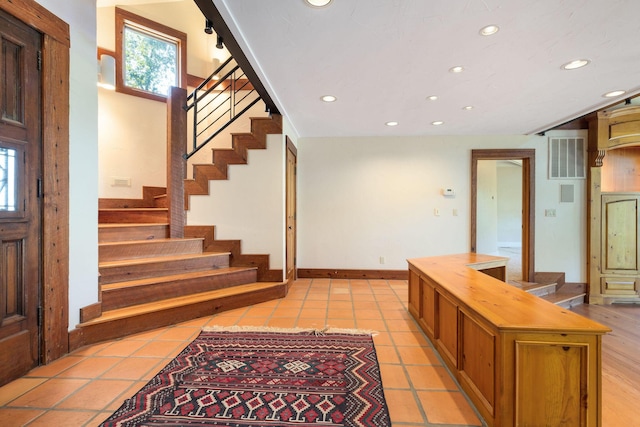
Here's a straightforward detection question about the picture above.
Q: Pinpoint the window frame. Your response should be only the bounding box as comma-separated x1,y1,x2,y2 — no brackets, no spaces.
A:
115,7,187,102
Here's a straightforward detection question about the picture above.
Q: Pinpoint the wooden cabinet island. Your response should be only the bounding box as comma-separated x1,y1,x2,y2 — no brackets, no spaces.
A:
407,253,610,427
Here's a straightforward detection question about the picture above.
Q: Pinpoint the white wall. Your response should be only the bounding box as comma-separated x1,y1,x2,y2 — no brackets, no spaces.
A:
187,134,285,271
298,132,588,282
476,160,499,254
497,164,523,246
37,0,99,329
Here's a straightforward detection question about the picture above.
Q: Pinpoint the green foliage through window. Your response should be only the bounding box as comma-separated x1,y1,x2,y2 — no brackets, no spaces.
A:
123,26,177,97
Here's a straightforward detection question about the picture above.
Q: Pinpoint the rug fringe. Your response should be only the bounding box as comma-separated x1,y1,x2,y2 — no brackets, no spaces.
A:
202,325,378,336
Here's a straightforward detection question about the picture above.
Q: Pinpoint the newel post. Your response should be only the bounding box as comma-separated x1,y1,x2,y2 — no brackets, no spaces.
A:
167,86,187,238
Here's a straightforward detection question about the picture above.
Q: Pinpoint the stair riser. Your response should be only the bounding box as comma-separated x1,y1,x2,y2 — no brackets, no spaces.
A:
525,284,557,297
99,240,203,262
99,225,169,243
70,284,287,351
102,269,258,310
99,255,230,284
99,210,168,224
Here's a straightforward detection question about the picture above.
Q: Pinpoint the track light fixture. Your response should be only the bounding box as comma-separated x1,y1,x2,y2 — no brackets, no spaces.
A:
216,34,224,49
204,19,214,34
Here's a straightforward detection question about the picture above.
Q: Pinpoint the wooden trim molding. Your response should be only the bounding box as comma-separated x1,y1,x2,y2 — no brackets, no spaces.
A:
297,268,408,280
470,149,535,282
0,0,71,363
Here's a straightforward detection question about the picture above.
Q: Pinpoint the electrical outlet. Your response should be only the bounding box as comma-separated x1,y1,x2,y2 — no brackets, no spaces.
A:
545,209,556,217
434,208,440,216
379,256,385,264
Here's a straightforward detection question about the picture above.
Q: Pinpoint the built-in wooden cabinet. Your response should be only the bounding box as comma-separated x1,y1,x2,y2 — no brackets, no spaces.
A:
588,106,640,304
408,254,610,427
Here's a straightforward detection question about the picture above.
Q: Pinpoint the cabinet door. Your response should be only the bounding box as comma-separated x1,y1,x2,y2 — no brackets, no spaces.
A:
602,194,639,272
420,276,436,339
514,340,588,427
408,269,421,318
436,292,458,368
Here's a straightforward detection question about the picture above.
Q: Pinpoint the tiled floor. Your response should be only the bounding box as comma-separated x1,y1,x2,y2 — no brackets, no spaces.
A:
0,278,484,426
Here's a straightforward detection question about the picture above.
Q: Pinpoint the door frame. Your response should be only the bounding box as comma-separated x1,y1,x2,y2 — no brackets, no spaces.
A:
285,136,297,286
0,0,70,363
471,149,535,282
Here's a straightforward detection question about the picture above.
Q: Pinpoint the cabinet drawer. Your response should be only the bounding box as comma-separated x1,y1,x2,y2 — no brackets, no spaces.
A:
601,277,638,294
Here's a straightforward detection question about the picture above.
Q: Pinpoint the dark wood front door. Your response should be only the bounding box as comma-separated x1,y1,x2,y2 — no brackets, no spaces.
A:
0,9,43,386
286,137,297,284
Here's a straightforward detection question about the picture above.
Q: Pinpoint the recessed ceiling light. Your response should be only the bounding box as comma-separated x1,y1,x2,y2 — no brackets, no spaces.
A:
427,95,438,101
305,0,332,7
386,121,399,127
431,121,444,126
463,106,474,110
561,59,590,70
449,66,464,73
479,25,499,36
604,90,626,98
321,95,336,102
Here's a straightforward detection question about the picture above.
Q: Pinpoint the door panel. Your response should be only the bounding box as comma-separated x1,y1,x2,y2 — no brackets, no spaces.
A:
286,138,297,283
0,9,42,386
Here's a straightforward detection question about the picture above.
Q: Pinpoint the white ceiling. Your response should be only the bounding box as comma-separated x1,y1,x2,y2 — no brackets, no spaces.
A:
213,0,640,138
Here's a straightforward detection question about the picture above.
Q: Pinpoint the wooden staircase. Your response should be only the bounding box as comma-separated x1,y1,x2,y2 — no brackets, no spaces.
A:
71,115,287,350
510,272,586,308
70,195,286,350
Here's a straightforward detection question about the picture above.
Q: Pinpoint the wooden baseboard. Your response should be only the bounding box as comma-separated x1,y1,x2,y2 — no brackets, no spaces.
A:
297,268,408,280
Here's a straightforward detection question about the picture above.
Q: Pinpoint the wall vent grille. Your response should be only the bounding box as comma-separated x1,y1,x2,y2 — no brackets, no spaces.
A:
548,137,586,179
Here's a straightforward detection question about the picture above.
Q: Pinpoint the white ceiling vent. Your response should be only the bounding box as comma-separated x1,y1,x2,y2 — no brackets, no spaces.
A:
548,137,586,179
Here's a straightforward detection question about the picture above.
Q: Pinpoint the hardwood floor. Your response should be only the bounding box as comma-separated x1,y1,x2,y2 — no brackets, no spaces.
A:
570,303,640,427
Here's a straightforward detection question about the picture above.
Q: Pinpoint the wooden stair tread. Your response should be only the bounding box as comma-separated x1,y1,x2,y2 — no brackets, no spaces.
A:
99,223,169,228
540,291,586,304
99,237,203,247
81,282,284,325
101,266,256,290
99,208,168,212
99,252,230,268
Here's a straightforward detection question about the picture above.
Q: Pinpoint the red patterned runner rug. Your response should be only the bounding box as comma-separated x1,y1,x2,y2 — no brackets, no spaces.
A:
100,326,391,426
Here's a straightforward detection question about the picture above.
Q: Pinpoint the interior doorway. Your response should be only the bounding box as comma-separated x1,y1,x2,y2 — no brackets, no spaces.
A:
471,149,535,282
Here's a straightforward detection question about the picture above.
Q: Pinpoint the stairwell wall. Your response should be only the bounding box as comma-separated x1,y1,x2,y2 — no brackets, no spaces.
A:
297,130,588,282
187,133,285,271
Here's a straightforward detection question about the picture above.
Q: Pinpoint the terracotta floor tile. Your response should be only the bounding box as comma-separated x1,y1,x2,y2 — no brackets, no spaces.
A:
327,308,353,319
100,357,165,380
244,306,275,317
372,331,393,346
235,317,268,327
356,318,387,331
325,318,356,329
391,331,430,347
379,364,410,389
383,389,425,424
56,380,133,410
386,318,420,332
266,317,298,328
56,357,122,379
417,390,482,425
353,309,382,320
405,365,459,390
95,339,146,357
328,300,353,309
375,345,400,364
2,279,489,427
205,316,239,326
26,409,98,426
296,318,325,329
9,379,89,407
0,378,47,406
130,340,183,358
397,346,441,366
0,408,44,426
297,308,326,319
154,327,199,341
24,356,84,378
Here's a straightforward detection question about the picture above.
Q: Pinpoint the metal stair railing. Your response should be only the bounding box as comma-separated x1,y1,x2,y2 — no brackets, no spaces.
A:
184,56,263,160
